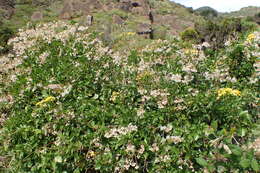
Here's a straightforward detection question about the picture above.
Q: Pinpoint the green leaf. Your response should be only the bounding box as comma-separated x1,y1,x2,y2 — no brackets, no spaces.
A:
231,146,242,156
239,159,250,168
196,157,208,167
211,120,218,130
251,159,259,171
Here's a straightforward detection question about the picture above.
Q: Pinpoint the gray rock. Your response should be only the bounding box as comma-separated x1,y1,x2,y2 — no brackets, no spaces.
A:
31,11,43,21
113,15,124,25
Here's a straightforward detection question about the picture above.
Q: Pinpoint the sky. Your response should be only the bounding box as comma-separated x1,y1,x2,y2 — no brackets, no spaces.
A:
172,0,260,12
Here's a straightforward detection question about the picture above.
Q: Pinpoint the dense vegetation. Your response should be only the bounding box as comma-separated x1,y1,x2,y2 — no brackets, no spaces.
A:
0,20,259,172
195,6,218,19
180,17,257,49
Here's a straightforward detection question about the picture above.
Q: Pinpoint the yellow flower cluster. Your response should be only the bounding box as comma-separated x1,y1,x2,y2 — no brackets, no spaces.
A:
136,71,152,81
36,96,55,106
217,88,241,98
125,32,136,36
184,48,199,55
110,91,120,102
86,151,96,158
119,32,136,38
246,33,255,42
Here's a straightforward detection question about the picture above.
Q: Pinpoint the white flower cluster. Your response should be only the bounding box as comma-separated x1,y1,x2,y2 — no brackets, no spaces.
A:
165,136,183,144
114,158,139,172
159,124,173,133
204,69,237,83
249,138,260,157
104,124,137,138
166,73,182,83
155,155,171,163
0,21,90,78
150,89,170,108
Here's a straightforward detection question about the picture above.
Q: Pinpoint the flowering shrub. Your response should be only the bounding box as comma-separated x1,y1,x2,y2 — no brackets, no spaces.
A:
217,88,241,98
0,21,259,172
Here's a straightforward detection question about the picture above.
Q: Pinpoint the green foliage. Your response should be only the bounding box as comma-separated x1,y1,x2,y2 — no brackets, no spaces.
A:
241,19,257,32
194,18,253,49
195,6,218,19
227,44,256,79
180,27,199,43
0,21,259,172
152,25,168,40
0,26,14,54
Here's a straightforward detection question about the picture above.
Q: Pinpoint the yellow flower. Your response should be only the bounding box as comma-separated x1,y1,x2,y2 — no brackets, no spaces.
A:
184,48,199,55
110,91,120,102
136,71,152,81
36,96,56,106
126,32,136,36
86,150,96,158
246,33,255,42
217,88,241,98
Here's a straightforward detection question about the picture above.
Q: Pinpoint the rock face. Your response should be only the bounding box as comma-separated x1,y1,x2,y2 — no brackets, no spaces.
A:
60,0,103,19
118,0,150,16
1,0,201,39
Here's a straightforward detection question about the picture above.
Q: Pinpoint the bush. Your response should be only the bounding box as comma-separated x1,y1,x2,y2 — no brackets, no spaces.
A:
195,18,248,49
180,27,199,43
152,25,168,40
195,7,218,19
0,26,14,54
0,21,259,172
227,44,256,79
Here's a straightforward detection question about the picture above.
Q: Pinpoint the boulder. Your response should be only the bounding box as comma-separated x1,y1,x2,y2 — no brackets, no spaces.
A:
137,23,152,38
59,1,73,19
59,0,103,19
119,0,132,12
113,15,124,25
31,11,43,21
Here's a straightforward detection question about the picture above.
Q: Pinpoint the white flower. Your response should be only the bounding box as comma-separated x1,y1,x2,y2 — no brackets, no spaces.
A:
137,107,145,117
168,74,182,82
61,85,72,97
77,26,88,32
138,145,145,154
126,144,136,153
202,42,210,48
149,143,159,152
54,156,62,163
104,124,137,139
159,124,173,133
166,136,183,144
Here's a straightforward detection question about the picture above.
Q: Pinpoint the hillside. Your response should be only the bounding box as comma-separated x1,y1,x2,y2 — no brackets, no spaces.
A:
194,6,218,19
221,6,260,18
0,0,200,48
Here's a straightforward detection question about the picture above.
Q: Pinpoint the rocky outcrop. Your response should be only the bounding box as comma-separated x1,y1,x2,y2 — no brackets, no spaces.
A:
119,0,150,16
60,0,103,19
137,23,152,38
1,0,201,41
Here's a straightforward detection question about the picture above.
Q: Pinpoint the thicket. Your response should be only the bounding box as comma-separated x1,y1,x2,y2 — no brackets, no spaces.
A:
0,21,259,172
0,26,14,54
180,17,257,49
195,7,218,20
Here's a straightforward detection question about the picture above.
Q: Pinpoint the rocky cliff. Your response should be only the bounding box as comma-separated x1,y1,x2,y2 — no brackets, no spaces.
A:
1,0,202,36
